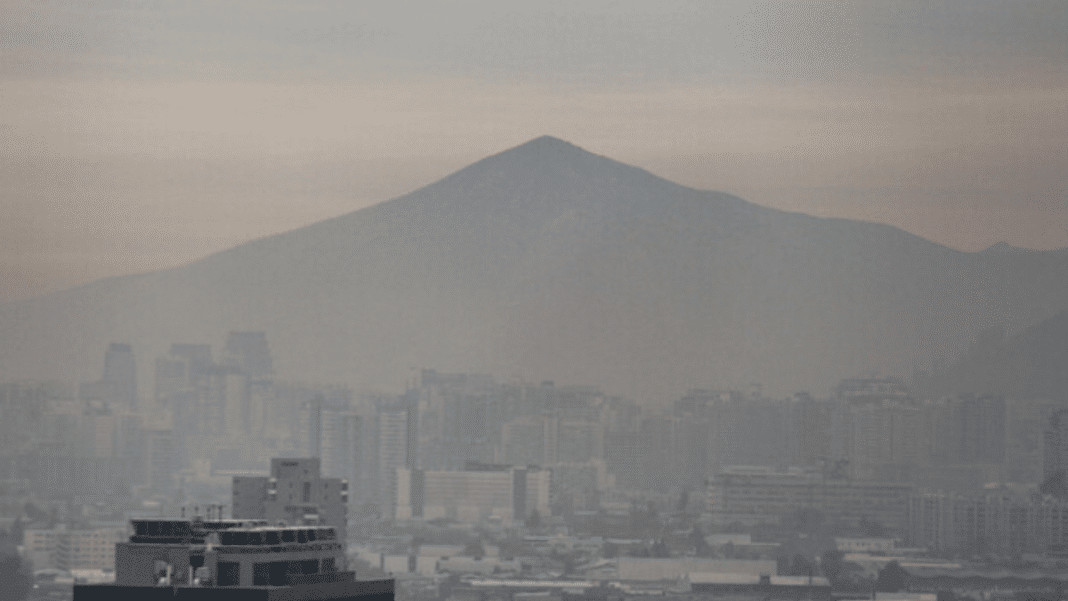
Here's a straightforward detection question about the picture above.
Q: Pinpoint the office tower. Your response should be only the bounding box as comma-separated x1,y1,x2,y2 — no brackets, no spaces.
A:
556,419,603,464
787,393,830,467
376,405,409,514
222,331,274,380
154,344,214,436
306,394,324,458
642,413,676,492
1004,398,1053,484
146,424,177,494
604,432,651,491
1045,409,1068,488
321,409,362,497
102,342,138,412
956,394,1006,464
408,370,500,471
80,402,117,458
846,401,927,480
500,415,550,466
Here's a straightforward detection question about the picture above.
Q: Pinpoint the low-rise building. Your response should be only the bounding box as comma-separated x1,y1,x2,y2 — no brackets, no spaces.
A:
24,525,126,572
687,573,831,601
23,527,59,570
834,537,895,553
614,558,777,582
396,463,550,525
55,526,126,572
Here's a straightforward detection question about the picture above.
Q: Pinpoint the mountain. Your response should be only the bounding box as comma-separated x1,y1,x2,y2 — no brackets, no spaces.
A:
917,311,1068,401
2,136,1068,400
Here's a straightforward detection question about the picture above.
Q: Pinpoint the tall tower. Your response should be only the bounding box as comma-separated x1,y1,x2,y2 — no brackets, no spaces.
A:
103,342,138,412
222,331,274,380
1044,409,1068,487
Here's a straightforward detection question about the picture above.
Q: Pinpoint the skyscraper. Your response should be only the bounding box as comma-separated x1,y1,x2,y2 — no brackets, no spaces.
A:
222,331,274,380
102,342,138,412
1044,409,1068,487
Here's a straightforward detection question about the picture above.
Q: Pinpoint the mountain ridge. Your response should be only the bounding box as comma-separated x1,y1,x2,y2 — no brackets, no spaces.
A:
2,136,1067,399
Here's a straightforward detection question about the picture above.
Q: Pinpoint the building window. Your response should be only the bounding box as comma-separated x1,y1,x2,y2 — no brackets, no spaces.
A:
217,562,240,586
303,482,311,503
253,562,270,586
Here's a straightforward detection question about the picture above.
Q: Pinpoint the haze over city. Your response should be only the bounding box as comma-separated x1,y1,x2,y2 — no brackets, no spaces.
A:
3,3,1068,600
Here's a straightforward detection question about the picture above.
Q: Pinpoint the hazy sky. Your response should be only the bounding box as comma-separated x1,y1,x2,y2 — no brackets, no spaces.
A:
2,0,1066,302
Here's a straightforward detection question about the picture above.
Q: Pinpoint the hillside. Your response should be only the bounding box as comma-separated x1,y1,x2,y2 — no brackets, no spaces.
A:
917,310,1068,401
2,136,1067,399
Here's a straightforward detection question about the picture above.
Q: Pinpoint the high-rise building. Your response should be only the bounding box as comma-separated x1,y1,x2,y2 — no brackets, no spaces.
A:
1044,408,1068,487
102,342,138,412
321,410,363,501
146,424,177,494
408,370,500,471
604,432,651,491
845,401,927,480
154,344,214,439
222,331,274,380
376,405,410,514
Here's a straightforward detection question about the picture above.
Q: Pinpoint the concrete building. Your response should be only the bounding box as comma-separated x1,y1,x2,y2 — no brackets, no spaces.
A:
615,557,777,581
231,457,348,543
113,518,344,587
408,370,500,471
221,331,274,380
834,538,895,553
1044,408,1068,486
395,463,550,525
908,490,1068,555
376,405,410,514
55,526,127,572
687,573,831,601
707,466,913,533
102,342,138,412
23,527,59,569
26,525,126,572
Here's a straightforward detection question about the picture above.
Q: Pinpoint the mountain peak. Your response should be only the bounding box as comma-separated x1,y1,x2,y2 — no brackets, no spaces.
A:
980,241,1037,255
496,135,592,161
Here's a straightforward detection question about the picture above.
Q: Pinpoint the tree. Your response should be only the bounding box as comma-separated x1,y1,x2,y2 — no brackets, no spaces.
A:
876,561,908,593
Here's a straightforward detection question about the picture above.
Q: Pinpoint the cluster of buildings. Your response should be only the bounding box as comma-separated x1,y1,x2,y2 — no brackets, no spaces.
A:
6,334,1068,570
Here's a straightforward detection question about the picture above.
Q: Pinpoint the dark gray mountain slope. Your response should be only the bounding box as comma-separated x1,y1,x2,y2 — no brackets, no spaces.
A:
2,136,1067,399
917,310,1068,401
